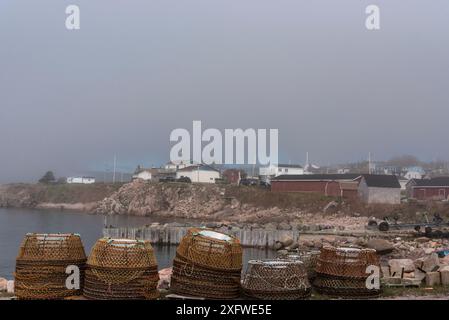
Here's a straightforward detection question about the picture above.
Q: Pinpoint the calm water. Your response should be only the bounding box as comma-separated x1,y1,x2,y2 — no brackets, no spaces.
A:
0,208,274,278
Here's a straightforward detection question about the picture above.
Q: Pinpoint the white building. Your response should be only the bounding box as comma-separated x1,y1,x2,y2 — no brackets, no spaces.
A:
176,165,221,183
133,169,155,181
404,166,425,180
259,164,304,182
67,177,96,184
164,160,192,171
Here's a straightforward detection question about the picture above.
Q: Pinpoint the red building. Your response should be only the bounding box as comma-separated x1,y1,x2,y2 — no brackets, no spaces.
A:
222,169,244,184
406,177,449,200
271,174,361,197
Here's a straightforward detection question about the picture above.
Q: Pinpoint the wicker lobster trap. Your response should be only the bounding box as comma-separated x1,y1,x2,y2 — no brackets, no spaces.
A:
313,246,381,298
14,233,87,300
170,228,243,299
83,238,159,300
279,250,321,281
242,259,311,300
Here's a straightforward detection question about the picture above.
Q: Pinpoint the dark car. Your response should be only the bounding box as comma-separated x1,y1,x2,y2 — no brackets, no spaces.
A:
239,178,258,186
159,176,176,183
177,176,192,183
259,180,271,188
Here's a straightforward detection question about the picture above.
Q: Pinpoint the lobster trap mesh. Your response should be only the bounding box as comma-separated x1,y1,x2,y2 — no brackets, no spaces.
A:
14,233,87,300
170,228,243,299
83,238,159,300
175,228,242,271
279,251,320,281
313,246,381,298
242,259,311,300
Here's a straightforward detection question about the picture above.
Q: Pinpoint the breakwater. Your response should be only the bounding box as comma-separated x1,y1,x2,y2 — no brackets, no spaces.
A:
103,224,300,248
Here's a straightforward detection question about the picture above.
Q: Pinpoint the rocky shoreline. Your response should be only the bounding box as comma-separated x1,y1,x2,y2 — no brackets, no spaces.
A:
0,181,364,225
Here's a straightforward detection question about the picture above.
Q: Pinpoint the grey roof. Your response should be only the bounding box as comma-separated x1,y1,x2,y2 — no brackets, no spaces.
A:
276,164,303,168
361,174,401,188
410,177,449,187
177,164,220,172
272,174,360,181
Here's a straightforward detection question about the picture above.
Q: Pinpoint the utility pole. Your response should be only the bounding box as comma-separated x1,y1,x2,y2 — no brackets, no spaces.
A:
113,155,117,183
252,154,256,178
368,152,372,174
305,151,309,173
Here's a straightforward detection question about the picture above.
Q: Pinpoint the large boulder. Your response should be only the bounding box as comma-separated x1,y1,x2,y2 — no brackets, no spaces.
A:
366,239,394,254
415,253,440,273
388,259,415,273
279,235,294,247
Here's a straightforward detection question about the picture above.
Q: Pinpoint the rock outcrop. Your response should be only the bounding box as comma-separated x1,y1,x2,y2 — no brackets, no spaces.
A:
94,180,227,218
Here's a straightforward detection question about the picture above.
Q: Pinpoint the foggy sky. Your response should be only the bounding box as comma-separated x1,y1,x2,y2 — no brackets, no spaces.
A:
1,0,448,182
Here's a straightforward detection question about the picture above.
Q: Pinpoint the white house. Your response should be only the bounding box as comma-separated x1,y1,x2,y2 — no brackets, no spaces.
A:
164,160,192,171
66,177,95,184
259,164,304,182
404,166,425,180
133,169,155,181
176,164,221,183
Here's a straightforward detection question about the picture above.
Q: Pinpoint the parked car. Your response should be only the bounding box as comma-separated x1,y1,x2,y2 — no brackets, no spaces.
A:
177,176,192,183
259,180,270,188
239,178,258,186
159,176,176,183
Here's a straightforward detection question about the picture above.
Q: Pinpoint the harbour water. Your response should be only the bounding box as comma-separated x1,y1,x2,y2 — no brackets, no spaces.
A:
0,208,275,279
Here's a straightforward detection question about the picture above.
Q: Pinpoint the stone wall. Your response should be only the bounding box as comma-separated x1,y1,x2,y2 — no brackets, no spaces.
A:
103,225,300,248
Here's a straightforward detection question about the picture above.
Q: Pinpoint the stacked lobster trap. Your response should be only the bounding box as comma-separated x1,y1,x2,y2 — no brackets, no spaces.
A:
170,228,243,299
242,259,311,300
279,250,321,282
313,246,381,298
14,233,87,299
83,238,159,300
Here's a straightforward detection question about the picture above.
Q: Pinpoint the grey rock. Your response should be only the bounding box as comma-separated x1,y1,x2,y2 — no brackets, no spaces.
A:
388,259,415,273
366,239,394,254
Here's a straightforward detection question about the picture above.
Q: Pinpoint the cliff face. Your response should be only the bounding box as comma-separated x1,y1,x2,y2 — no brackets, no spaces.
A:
94,180,227,218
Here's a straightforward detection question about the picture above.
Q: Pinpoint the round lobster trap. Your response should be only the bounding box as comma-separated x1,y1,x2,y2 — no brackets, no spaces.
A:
83,238,159,300
242,259,311,300
170,228,243,299
313,246,381,298
279,250,320,281
14,233,87,300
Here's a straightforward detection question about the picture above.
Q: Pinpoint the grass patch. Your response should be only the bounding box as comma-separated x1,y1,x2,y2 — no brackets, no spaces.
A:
225,185,336,210
38,183,123,204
